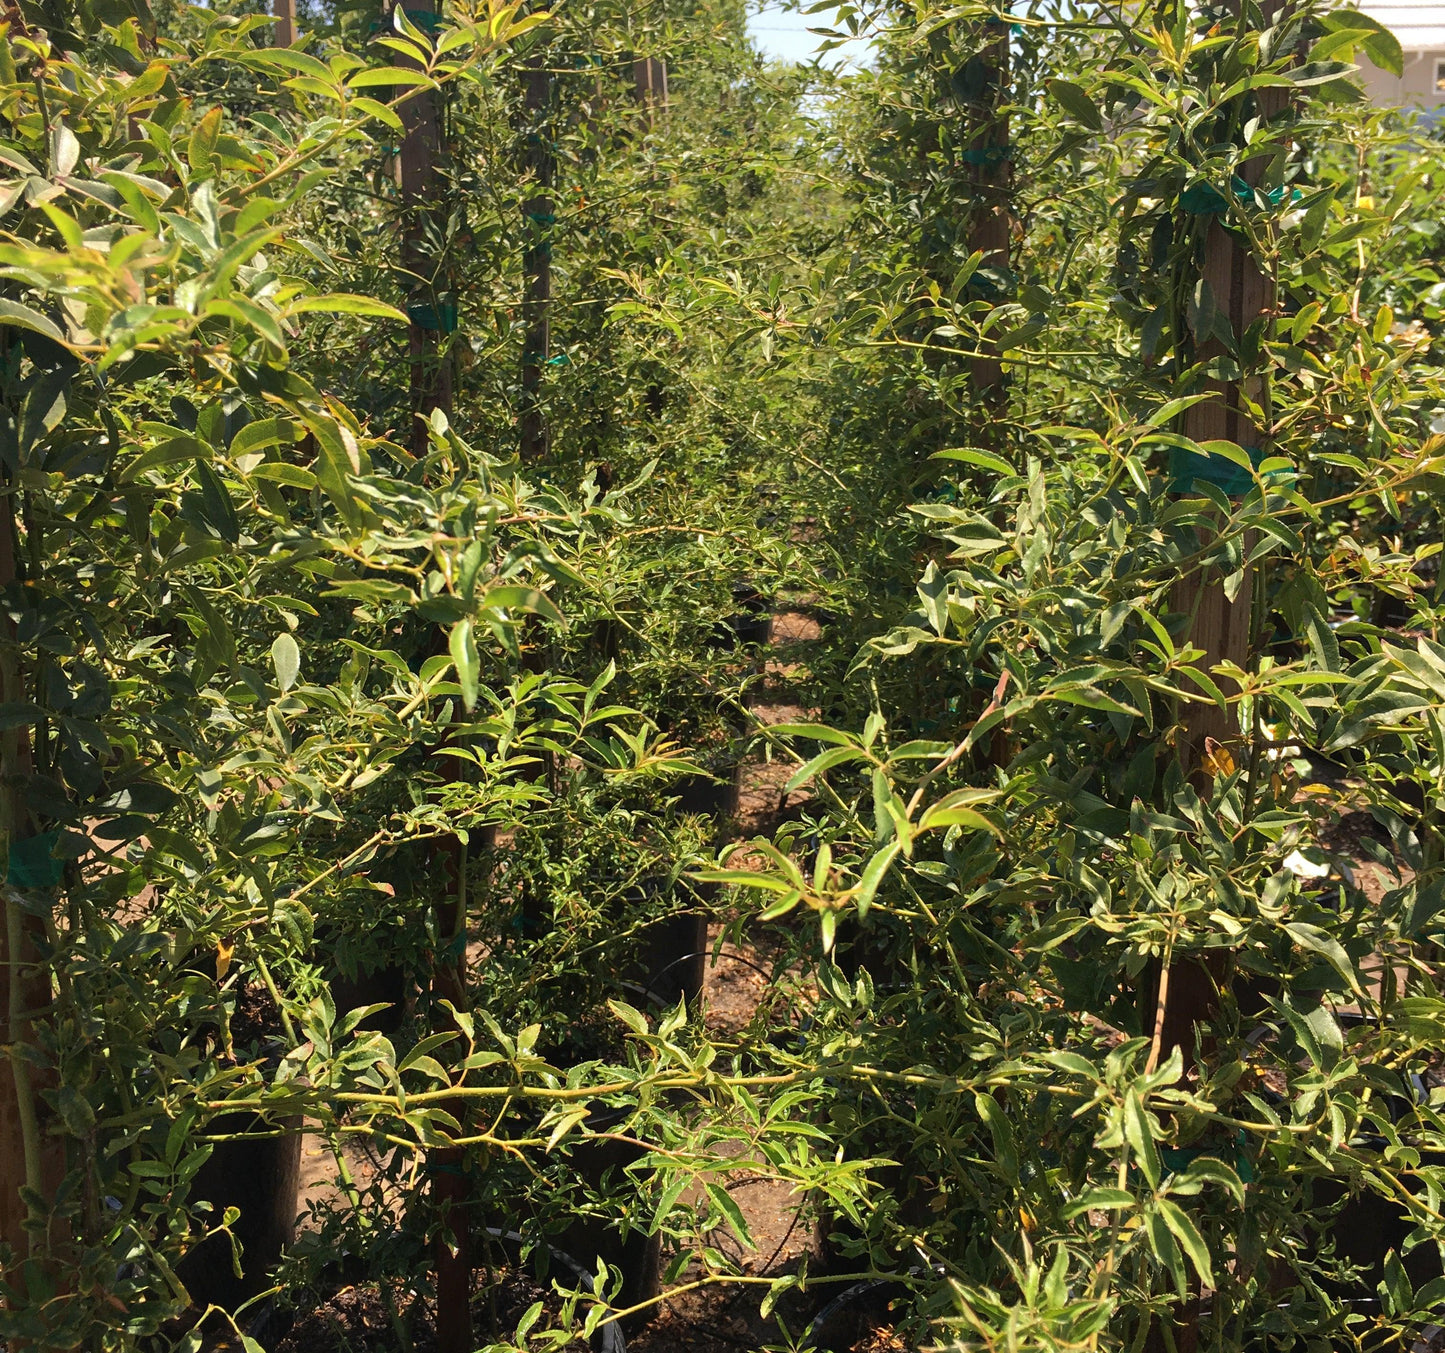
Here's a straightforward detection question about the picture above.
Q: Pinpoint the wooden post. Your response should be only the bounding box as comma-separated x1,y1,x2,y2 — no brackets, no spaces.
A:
397,1,452,461
632,55,667,128
0,478,61,1299
964,21,1010,426
429,832,472,1353
1143,55,1290,1353
1171,213,1271,771
519,54,552,462
395,7,469,1347
272,0,295,47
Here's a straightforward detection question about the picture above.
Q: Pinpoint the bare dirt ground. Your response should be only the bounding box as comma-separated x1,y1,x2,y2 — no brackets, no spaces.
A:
626,605,830,1352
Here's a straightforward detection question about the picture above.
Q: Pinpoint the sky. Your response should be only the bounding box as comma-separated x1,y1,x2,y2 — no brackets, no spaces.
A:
744,2,872,69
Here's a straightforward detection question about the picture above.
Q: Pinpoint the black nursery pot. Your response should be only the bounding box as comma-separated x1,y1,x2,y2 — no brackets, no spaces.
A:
633,906,709,1010
617,875,712,1011
708,582,774,651
552,1117,663,1333
479,1228,628,1353
174,1112,302,1315
1305,1029,1445,1302
805,1278,915,1352
325,951,408,1036
672,752,743,822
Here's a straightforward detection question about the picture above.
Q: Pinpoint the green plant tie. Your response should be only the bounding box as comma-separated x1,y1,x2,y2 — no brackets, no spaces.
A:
1160,1134,1255,1184
407,302,459,334
6,831,63,889
961,145,1011,167
1168,443,1269,497
425,1159,470,1176
1180,176,1300,216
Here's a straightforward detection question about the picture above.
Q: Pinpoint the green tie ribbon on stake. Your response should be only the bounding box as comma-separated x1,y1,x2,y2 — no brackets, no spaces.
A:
1168,443,1267,497
1180,176,1300,216
5,831,63,890
408,302,458,333
961,145,1011,167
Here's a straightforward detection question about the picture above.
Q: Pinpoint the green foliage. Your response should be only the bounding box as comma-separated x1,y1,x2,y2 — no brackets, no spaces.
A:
7,0,1445,1347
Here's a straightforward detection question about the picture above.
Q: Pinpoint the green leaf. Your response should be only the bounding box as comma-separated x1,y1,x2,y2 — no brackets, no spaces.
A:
1283,922,1359,993
1047,78,1103,130
785,745,866,794
286,293,409,321
704,1182,753,1248
1144,1209,1187,1298
479,585,563,624
271,633,300,692
231,417,299,461
450,619,479,712
1156,1199,1214,1287
767,723,858,747
974,1092,1018,1177
1061,1187,1136,1219
933,447,1015,475
854,840,901,919
0,298,64,343
608,1000,648,1034
187,105,222,177
1171,1156,1246,1205
1124,1091,1161,1189
346,65,439,89
650,1174,690,1233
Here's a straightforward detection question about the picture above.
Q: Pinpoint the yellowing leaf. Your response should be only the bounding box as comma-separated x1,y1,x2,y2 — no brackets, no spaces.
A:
1200,736,1235,777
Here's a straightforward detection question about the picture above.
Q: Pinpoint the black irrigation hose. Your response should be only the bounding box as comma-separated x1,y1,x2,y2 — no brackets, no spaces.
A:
647,948,775,987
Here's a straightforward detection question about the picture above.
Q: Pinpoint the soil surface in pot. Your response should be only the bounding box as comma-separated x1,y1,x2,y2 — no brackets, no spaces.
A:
275,1267,598,1353
852,1323,911,1353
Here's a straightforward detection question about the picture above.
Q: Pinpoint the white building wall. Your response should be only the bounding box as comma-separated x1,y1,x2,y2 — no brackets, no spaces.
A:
1354,1,1445,110
1359,49,1445,108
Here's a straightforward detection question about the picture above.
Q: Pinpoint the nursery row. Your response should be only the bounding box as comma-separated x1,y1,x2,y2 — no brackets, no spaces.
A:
4,0,1445,1348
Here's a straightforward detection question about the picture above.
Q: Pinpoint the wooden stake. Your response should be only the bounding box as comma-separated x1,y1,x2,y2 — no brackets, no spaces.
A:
430,833,472,1353
1172,204,1271,771
519,54,552,462
632,55,667,129
0,475,62,1302
965,21,1010,426
397,1,452,460
395,6,469,1346
272,0,295,48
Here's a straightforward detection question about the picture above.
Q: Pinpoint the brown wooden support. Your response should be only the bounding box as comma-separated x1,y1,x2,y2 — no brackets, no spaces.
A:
964,21,1010,428
519,55,552,463
429,835,472,1353
397,1,452,460
1173,203,1272,772
0,476,62,1312
272,0,295,47
632,55,667,128
394,6,469,1346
